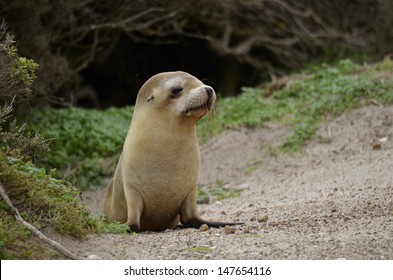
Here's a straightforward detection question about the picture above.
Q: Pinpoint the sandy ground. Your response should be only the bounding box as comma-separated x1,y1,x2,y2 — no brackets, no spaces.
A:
49,105,392,259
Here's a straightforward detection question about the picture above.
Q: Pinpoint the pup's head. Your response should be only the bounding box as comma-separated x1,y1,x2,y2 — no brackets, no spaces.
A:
135,71,216,121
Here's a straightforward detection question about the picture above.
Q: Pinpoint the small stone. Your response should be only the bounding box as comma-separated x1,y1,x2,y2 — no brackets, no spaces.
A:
250,216,256,221
269,221,279,227
243,228,250,234
224,225,235,234
199,224,209,231
372,143,382,150
378,137,388,143
257,214,268,223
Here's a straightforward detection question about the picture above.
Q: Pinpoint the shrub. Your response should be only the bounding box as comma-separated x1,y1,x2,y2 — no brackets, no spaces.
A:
22,106,132,190
0,22,39,104
0,105,96,259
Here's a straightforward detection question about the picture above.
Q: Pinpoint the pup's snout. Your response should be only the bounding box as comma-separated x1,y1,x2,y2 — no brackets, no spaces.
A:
205,86,214,98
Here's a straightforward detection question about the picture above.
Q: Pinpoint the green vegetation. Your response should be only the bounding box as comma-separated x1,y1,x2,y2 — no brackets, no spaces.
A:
199,58,393,152
0,154,96,236
0,27,64,259
1,106,92,258
0,27,128,258
243,162,261,175
1,105,129,259
9,57,39,94
187,246,213,254
236,234,261,238
22,107,132,190
0,23,39,101
94,215,130,234
200,179,243,202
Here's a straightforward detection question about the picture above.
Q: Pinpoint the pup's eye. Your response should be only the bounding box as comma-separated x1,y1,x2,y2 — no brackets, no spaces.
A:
147,96,154,102
170,87,183,98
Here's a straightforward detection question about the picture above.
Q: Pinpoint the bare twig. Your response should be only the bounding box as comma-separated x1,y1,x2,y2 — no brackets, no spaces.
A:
89,7,165,31
0,181,87,260
73,29,100,72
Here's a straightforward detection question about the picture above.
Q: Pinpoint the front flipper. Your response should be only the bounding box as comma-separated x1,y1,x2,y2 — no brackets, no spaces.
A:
124,187,144,233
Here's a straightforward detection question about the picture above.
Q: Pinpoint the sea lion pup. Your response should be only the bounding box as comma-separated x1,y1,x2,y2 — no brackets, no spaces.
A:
103,71,241,232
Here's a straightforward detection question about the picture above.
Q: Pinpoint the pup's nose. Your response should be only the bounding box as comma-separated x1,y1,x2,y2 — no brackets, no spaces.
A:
205,86,214,98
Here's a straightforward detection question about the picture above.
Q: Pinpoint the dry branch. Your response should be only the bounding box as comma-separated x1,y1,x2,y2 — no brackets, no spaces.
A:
0,181,87,260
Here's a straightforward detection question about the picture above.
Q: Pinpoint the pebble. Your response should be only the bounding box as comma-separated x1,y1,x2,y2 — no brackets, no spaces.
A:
224,225,235,234
199,224,209,231
257,214,268,223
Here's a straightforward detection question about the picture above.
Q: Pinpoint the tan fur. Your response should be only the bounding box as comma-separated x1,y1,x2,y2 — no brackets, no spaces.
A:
103,71,240,231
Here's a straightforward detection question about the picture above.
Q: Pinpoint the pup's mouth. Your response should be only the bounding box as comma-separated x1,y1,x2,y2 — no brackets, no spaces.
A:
181,89,216,118
184,101,211,114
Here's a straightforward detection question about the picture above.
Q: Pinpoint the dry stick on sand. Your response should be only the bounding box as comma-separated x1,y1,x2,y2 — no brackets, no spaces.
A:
0,181,86,260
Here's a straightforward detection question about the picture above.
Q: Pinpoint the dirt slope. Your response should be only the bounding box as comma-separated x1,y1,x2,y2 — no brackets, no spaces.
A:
51,105,393,259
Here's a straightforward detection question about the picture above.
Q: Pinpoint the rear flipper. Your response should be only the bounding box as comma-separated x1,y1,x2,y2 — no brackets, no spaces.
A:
181,217,243,229
180,189,244,229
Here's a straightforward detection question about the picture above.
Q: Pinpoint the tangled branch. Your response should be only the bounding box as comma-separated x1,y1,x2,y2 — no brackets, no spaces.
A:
1,0,391,104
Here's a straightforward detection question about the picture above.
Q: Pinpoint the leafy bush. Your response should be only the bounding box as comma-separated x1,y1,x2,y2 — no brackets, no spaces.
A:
0,105,91,259
0,22,39,103
0,154,96,238
0,26,129,259
22,106,132,190
1,105,130,259
1,24,84,258
9,57,39,94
